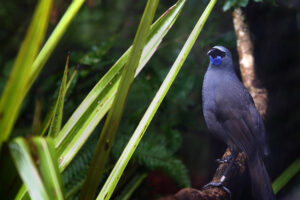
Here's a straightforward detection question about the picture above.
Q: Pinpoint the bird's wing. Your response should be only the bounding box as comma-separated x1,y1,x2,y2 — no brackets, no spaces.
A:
215,78,266,156
215,104,256,156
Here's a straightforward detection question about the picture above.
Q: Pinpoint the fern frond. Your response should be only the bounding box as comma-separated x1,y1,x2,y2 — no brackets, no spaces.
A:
112,128,190,187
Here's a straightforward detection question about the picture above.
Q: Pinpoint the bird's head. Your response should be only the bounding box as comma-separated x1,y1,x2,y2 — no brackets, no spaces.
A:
207,46,232,66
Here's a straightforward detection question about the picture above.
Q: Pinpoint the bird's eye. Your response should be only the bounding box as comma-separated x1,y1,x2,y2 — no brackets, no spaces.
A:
208,48,226,58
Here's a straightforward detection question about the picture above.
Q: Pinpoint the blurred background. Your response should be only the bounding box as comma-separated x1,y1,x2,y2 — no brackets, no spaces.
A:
0,0,299,199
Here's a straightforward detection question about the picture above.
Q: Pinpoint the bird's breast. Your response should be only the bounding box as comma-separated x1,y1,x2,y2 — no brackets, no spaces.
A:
202,69,225,106
202,69,244,116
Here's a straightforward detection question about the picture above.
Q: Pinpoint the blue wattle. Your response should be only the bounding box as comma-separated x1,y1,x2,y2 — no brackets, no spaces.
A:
209,56,222,66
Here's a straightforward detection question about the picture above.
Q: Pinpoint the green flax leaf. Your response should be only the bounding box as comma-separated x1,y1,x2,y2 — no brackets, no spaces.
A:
48,55,69,137
55,0,186,172
80,0,159,199
38,67,78,137
33,138,65,200
10,138,49,200
272,158,300,194
10,137,64,200
0,0,52,151
25,0,85,94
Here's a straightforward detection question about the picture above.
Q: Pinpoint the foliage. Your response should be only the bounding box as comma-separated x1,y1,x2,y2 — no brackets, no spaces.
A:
112,128,190,187
272,158,300,194
223,0,263,11
0,0,195,199
81,1,160,198
53,0,188,174
0,0,52,150
48,55,69,137
0,0,298,199
71,36,117,66
9,137,64,200
97,1,217,198
62,133,98,199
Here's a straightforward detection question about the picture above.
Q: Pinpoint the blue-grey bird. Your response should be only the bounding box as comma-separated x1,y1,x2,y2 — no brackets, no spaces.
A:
202,46,275,200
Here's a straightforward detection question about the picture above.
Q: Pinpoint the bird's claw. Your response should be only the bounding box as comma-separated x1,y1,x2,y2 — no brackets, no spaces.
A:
202,181,231,199
216,156,240,169
216,155,232,164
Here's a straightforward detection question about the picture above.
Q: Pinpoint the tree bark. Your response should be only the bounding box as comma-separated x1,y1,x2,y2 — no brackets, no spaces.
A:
159,149,246,200
232,8,268,119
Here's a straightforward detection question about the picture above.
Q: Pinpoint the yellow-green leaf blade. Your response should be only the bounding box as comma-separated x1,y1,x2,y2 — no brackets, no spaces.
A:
26,0,85,93
33,138,65,200
80,0,159,199
272,157,300,194
38,67,78,137
9,138,50,200
0,0,52,151
55,0,186,172
11,137,65,200
48,55,69,137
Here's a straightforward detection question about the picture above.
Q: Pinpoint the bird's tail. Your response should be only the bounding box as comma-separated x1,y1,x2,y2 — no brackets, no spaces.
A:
248,153,276,200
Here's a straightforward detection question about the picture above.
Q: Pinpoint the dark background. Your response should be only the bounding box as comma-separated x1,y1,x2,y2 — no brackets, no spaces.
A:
0,0,299,199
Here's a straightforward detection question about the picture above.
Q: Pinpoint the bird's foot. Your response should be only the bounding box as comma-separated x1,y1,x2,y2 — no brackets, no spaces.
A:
216,155,232,164
216,156,240,169
202,181,231,199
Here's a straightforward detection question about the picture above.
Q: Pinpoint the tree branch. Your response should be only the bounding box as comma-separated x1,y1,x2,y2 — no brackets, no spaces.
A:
232,8,268,119
159,149,246,200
